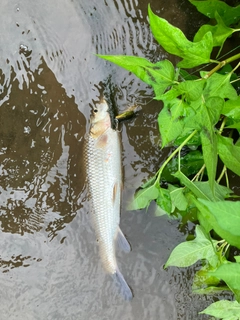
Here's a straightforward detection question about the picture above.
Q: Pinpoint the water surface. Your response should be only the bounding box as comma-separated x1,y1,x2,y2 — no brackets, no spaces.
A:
0,0,228,319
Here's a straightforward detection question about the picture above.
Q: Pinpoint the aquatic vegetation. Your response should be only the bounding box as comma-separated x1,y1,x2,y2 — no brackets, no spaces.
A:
98,0,240,318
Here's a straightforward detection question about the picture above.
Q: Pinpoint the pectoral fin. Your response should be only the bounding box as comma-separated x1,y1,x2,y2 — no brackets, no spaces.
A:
117,227,131,253
96,133,108,148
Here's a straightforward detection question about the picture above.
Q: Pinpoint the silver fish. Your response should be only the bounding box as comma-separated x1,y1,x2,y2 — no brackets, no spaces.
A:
85,99,132,300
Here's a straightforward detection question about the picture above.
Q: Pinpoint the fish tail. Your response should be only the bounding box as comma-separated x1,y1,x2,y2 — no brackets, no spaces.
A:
113,268,133,301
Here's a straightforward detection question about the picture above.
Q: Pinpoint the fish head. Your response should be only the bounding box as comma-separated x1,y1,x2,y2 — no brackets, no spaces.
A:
91,100,110,124
90,100,111,138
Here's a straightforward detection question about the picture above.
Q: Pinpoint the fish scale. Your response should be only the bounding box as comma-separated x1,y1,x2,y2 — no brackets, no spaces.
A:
85,100,132,300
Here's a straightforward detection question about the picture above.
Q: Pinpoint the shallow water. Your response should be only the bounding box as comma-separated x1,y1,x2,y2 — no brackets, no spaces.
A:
0,0,231,319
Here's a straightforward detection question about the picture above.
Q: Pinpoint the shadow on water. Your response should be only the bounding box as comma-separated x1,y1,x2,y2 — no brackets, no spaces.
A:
0,57,86,237
0,0,231,319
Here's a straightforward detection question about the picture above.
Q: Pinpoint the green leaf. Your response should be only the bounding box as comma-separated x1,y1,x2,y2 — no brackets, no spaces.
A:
210,262,240,302
194,11,234,47
132,183,160,210
168,185,188,211
141,175,156,189
173,130,201,147
222,96,240,119
198,199,240,249
179,69,199,81
193,181,232,201
226,122,240,130
148,5,213,68
199,97,224,191
193,264,222,293
173,171,209,200
193,285,229,295
200,127,218,191
200,300,240,319
165,225,218,268
217,135,240,176
190,1,240,26
192,196,216,233
158,99,187,147
156,187,172,214
177,79,206,101
97,55,175,96
202,72,238,101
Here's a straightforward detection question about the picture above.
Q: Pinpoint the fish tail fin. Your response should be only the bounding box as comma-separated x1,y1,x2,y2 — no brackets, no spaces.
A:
113,268,133,301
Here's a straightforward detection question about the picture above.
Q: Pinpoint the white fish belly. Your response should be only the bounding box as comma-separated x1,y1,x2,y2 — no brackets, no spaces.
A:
86,128,121,274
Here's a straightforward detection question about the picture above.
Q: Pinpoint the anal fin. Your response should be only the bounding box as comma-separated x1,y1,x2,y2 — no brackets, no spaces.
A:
117,227,131,253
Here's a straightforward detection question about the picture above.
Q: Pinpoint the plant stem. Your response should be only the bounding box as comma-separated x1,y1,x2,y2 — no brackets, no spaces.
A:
225,169,229,189
204,53,240,79
192,164,206,182
217,165,227,184
156,129,197,183
218,117,227,135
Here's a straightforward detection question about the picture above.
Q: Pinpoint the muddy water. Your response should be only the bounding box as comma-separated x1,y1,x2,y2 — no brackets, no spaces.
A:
0,0,227,319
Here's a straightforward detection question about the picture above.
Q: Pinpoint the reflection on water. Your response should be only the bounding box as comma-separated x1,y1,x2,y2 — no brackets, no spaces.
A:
0,0,218,319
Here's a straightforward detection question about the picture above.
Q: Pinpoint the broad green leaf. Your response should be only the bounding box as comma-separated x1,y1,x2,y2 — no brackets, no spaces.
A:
156,187,172,214
155,87,180,101
190,1,240,26
192,196,216,233
141,175,156,189
148,5,213,68
177,79,206,101
200,128,217,191
193,264,221,292
193,286,229,295
193,181,232,201
199,98,222,191
210,263,240,302
202,72,238,101
97,55,175,96
226,121,240,130
217,135,240,176
157,80,206,102
158,99,187,147
132,183,160,210
198,199,240,249
179,69,199,81
205,96,225,125
168,185,188,211
165,225,218,268
222,97,240,119
154,204,168,217
173,171,209,200
173,130,201,147
194,11,234,47
200,300,240,319
235,256,240,263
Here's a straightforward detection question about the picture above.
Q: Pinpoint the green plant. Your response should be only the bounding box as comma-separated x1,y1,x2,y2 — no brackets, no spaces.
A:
98,1,240,318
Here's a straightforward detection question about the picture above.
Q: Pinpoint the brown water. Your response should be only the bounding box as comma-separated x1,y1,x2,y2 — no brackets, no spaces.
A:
0,0,232,319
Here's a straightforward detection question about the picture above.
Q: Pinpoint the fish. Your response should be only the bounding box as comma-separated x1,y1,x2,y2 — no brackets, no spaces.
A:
85,99,133,300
